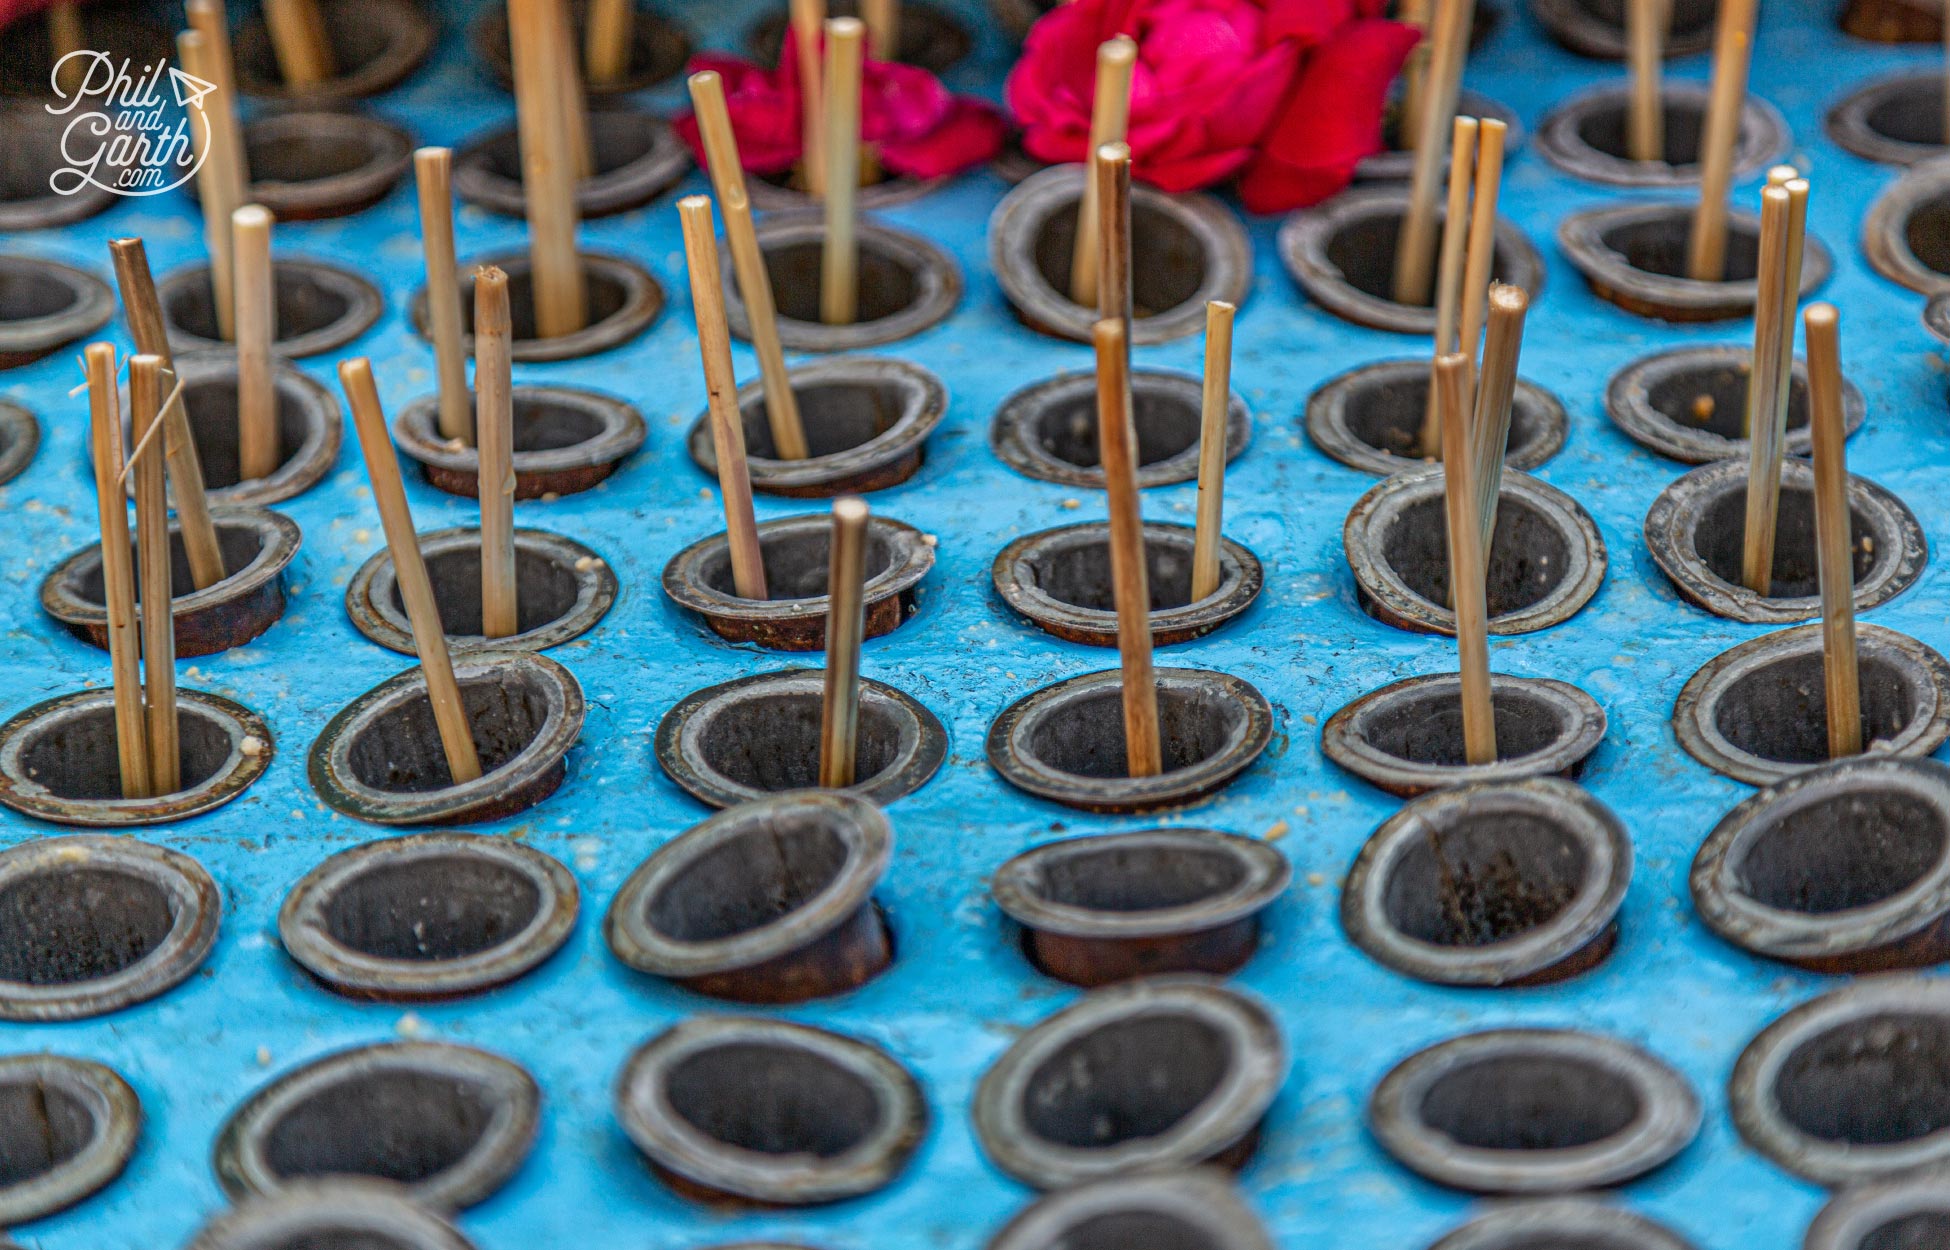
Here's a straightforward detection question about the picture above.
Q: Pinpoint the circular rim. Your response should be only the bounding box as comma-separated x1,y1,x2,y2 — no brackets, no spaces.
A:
606,790,892,979
0,835,220,1021
1342,777,1630,985
213,1041,541,1210
1559,201,1835,321
662,513,935,641
159,258,382,359
452,109,691,220
231,111,415,220
0,256,113,368
992,521,1263,647
1865,153,1950,295
992,827,1291,941
1604,344,1867,464
1805,1168,1950,1250
1370,1028,1701,1194
410,250,665,363
988,165,1253,346
346,525,617,656
745,1,972,74
615,1014,927,1205
1826,70,1949,166
1277,187,1546,335
0,688,274,827
1528,0,1720,58
279,833,580,1001
307,651,585,826
986,668,1275,813
1644,459,1927,624
183,1179,480,1250
685,357,949,496
1731,976,1950,1185
991,367,1253,489
1322,673,1608,798
724,215,962,352
395,384,646,497
1926,290,1950,345
1671,622,1950,785
986,1168,1276,1250
234,0,436,101
0,1054,140,1226
1356,89,1526,181
1305,358,1567,477
0,105,119,232
1536,83,1790,188
0,399,39,485
471,3,691,96
1426,1197,1701,1250
747,170,946,213
1692,755,1950,966
1345,466,1608,636
654,669,947,810
972,977,1286,1190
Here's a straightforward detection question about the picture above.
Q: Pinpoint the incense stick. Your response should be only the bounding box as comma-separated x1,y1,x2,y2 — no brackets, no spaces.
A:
1626,0,1666,162
232,205,279,483
1093,317,1162,779
1094,140,1133,332
1456,118,1507,373
510,0,587,337
185,1,250,199
1399,0,1432,146
414,148,473,446
108,238,225,590
85,343,149,799
1804,303,1861,759
821,17,865,326
1070,35,1137,308
691,70,809,461
262,0,336,86
792,0,828,198
48,2,85,96
1393,0,1476,307
475,266,518,641
586,0,635,86
1190,300,1235,602
340,358,484,786
176,31,241,342
1419,116,1478,458
129,354,180,797
679,195,768,601
819,496,870,788
863,0,900,58
548,0,596,181
1686,0,1757,280
1740,184,1792,595
1437,351,1495,766
1472,283,1529,555
1771,175,1810,440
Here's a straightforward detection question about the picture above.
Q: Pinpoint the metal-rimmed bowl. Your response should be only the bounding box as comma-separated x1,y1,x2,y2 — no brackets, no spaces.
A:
985,1168,1276,1250
1558,201,1833,321
233,0,436,101
1536,82,1789,188
0,255,113,370
394,384,645,500
1804,1170,1950,1250
182,1180,481,1250
157,258,382,359
217,111,415,220
1306,358,1567,477
0,1054,140,1226
409,250,665,363
1528,0,1719,58
1865,154,1950,295
1604,344,1866,464
1423,1198,1702,1250
721,214,962,352
1827,70,1950,166
472,0,690,96
992,521,1263,647
452,106,691,219
990,367,1251,490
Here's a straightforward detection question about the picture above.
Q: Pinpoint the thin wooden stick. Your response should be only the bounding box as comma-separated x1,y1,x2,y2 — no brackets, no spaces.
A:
129,354,179,797
1457,119,1507,374
414,149,473,446
1437,351,1495,766
1095,140,1133,331
1686,0,1757,281
548,0,596,181
85,343,149,799
262,0,336,87
862,0,900,58
176,31,241,342
1626,0,1666,163
1419,116,1478,458
185,0,251,197
585,0,635,87
510,0,587,337
691,71,809,461
792,0,827,198
818,496,870,788
109,238,225,590
821,17,864,326
475,267,518,641
1740,184,1792,595
1472,283,1530,555
1069,35,1137,308
232,205,279,483
1398,0,1431,149
1093,317,1161,779
1799,302,1861,760
1190,300,1235,602
47,2,86,96
680,195,768,601
339,358,483,786
1392,0,1475,307
1772,176,1810,437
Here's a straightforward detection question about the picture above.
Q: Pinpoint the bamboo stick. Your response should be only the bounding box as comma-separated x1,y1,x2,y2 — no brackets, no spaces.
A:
340,358,483,786
1437,352,1495,766
586,0,635,87
1771,176,1810,439
85,343,150,799
679,195,768,601
475,267,518,641
1472,283,1530,555
1093,317,1161,779
510,0,587,337
1740,184,1792,595
1190,300,1235,602
1626,0,1666,163
1069,35,1137,308
1095,140,1133,331
232,205,279,483
821,17,865,326
109,238,226,590
1457,118,1507,373
1801,303,1862,759
176,31,242,342
1392,0,1475,307
1686,0,1757,281
818,496,870,788
185,0,250,198
129,354,179,797
414,148,473,446
863,0,899,58
691,71,809,461
548,0,596,181
1419,116,1478,458
262,0,336,87
1399,0,1431,150
48,2,86,96
792,0,828,198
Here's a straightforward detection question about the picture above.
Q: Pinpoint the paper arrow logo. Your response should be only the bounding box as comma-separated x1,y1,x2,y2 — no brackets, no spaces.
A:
167,67,216,111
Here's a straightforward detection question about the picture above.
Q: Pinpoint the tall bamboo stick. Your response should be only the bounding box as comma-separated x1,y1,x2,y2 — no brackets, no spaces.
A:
1094,317,1161,778
414,148,473,445
475,267,518,641
1190,300,1235,602
819,497,870,788
510,0,587,337
85,343,150,799
1392,0,1475,307
1740,184,1792,594
1805,303,1861,760
1437,352,1495,766
232,205,279,483
821,17,865,326
130,354,179,797
1070,35,1137,308
1626,0,1666,162
586,0,635,86
1686,0,1758,280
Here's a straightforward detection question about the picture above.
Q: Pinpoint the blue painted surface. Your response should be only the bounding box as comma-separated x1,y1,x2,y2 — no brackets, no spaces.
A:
2,0,1946,1244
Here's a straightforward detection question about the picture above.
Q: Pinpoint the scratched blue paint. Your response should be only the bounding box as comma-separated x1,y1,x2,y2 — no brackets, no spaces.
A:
0,0,1944,1244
